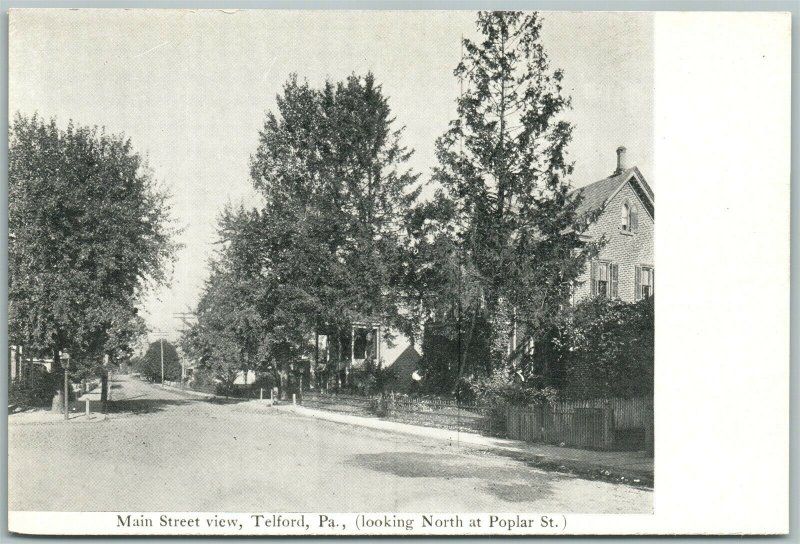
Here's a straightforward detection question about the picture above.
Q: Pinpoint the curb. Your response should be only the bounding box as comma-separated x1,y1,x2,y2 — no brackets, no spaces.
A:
281,404,653,489
159,383,218,399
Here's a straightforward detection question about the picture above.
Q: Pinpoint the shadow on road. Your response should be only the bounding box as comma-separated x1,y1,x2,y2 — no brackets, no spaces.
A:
348,451,562,503
107,398,193,415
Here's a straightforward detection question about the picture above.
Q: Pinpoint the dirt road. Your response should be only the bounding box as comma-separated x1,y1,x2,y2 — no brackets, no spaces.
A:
8,374,652,513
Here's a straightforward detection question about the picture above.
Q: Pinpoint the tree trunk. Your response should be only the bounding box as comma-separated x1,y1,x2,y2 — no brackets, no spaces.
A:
51,346,63,412
278,366,287,401
336,332,343,390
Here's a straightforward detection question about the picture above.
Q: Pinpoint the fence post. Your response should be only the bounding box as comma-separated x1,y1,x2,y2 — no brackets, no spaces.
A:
535,404,545,443
385,392,395,418
602,400,615,450
644,397,654,455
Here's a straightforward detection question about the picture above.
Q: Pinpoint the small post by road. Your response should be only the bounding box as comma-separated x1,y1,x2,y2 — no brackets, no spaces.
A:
292,393,296,406
260,387,263,400
85,398,91,419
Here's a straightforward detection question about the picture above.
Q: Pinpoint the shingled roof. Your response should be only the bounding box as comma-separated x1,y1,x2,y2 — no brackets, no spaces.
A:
573,166,654,218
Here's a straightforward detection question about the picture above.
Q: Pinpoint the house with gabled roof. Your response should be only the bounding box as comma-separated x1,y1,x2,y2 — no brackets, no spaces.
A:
571,146,654,304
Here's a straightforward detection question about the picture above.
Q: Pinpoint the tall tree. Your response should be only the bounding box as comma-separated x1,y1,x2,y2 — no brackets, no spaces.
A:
416,11,599,386
9,114,178,388
247,73,419,386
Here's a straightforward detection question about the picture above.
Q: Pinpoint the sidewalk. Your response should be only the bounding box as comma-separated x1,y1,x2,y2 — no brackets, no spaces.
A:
159,383,276,405
8,403,107,426
159,383,217,399
9,386,111,426
276,403,653,488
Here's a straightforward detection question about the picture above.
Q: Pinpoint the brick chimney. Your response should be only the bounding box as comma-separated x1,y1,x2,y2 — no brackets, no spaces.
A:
615,146,628,174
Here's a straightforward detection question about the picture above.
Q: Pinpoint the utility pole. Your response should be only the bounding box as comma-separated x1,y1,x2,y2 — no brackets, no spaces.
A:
150,331,172,385
172,311,196,389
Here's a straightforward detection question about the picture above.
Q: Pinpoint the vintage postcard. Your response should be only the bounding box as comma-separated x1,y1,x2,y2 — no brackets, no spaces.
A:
6,8,790,536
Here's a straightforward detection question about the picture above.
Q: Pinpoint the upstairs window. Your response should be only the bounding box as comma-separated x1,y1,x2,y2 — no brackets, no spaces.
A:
621,202,630,231
636,265,654,300
591,261,618,299
621,199,639,233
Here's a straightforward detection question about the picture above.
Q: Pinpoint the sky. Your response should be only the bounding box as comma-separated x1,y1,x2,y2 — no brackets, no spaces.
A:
9,9,654,341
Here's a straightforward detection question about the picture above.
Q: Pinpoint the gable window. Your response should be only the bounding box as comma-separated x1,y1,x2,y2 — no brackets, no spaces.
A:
620,202,630,231
635,265,654,300
620,199,639,233
591,261,618,299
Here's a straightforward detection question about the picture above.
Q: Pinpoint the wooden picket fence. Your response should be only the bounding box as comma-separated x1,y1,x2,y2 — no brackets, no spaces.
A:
505,397,652,450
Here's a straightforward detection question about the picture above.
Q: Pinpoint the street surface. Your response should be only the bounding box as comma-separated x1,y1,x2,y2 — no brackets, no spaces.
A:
9,374,651,513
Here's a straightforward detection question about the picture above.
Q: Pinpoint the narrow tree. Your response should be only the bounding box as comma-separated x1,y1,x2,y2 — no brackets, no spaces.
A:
421,11,598,386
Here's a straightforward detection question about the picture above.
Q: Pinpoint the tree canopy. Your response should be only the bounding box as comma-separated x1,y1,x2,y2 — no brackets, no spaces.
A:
407,11,600,390
183,72,419,391
8,113,178,376
136,340,182,383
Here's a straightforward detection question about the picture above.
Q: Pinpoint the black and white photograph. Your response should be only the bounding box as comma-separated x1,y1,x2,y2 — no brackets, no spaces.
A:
5,7,790,537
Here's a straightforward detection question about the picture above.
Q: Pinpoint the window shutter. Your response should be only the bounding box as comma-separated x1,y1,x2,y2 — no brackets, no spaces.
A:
611,263,619,298
651,268,655,296
632,206,639,233
635,265,642,301
590,261,597,296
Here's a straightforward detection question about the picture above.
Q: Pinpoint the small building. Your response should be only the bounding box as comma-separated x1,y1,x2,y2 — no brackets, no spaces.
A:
314,323,421,392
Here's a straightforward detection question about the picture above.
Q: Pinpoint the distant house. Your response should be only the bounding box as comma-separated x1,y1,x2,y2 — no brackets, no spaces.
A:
571,146,655,304
313,323,421,392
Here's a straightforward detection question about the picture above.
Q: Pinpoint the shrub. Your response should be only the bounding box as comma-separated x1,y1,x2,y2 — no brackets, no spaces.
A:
554,296,654,398
350,358,397,395
8,371,61,408
462,370,559,407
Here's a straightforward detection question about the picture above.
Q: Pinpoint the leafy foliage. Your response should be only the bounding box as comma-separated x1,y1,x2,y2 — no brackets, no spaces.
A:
183,72,419,393
8,372,63,408
136,340,182,383
403,11,599,390
553,296,654,398
8,113,178,375
463,369,560,407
